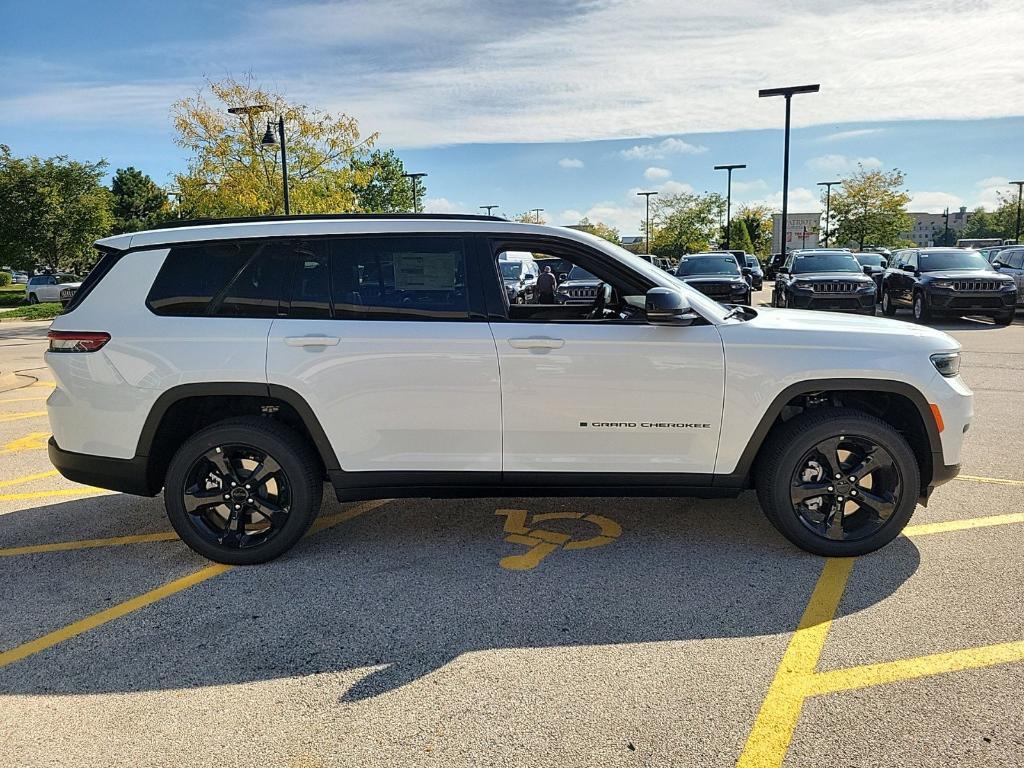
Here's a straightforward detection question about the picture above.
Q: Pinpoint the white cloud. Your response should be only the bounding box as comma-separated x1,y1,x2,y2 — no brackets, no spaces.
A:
621,138,707,160
644,166,671,181
731,178,770,196
973,176,1017,209
558,157,584,169
806,154,883,174
743,186,822,213
818,128,884,143
907,191,965,213
422,197,470,214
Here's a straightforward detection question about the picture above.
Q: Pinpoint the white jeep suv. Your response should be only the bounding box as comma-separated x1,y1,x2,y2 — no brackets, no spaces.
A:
46,215,971,564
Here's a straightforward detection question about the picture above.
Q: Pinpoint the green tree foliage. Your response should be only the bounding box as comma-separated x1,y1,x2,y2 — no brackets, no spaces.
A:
573,217,620,244
734,204,773,257
350,149,417,212
110,167,170,233
513,211,548,224
722,218,755,254
648,192,725,260
0,271,11,287
0,145,113,273
829,165,912,249
962,195,1021,241
171,76,377,217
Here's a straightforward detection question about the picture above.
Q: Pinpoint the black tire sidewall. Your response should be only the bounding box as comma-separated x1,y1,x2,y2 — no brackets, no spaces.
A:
165,419,322,565
758,412,921,557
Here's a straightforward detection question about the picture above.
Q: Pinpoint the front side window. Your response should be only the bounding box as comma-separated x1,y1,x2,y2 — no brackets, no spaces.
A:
1005,250,1024,269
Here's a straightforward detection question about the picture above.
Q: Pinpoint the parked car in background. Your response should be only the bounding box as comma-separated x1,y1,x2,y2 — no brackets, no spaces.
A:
764,252,786,281
534,255,575,281
881,248,1017,324
556,264,604,305
854,252,888,298
498,259,537,304
990,246,1024,306
980,244,1014,263
743,255,764,290
675,253,751,305
12,271,29,285
772,250,876,315
27,273,81,305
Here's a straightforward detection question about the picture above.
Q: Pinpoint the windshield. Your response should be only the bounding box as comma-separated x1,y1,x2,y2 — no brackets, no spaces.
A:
677,256,741,276
498,262,521,280
919,250,993,272
855,254,886,267
58,274,80,283
791,253,862,274
745,256,759,267
567,266,597,280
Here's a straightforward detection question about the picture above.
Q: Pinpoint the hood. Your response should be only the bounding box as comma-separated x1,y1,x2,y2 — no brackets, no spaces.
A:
791,272,873,282
559,278,600,288
59,281,83,289
921,270,1008,280
682,275,746,284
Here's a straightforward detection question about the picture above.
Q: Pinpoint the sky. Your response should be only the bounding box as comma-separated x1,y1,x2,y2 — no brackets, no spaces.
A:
3,0,1023,236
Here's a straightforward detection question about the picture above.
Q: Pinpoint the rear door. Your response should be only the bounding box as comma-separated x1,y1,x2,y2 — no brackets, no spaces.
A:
1002,248,1024,299
265,234,501,474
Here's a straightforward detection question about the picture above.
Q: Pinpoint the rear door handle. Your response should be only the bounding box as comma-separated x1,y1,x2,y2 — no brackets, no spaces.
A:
285,335,341,347
507,337,565,350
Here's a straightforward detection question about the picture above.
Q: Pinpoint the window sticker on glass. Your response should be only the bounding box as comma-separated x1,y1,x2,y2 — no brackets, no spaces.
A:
393,253,458,290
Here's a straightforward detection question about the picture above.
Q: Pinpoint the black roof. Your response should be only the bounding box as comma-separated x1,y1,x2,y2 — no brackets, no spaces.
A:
153,213,507,230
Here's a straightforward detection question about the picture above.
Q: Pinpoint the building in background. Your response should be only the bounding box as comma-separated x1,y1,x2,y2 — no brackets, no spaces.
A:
618,236,644,253
772,212,821,254
900,208,972,247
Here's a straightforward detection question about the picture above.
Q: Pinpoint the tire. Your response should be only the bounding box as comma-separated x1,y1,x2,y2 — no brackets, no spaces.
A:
881,291,896,316
912,291,930,323
27,293,39,305
992,311,1014,326
164,416,323,565
754,408,920,557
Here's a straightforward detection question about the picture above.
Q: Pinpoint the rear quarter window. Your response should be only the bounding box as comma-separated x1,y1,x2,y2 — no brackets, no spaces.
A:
147,242,258,316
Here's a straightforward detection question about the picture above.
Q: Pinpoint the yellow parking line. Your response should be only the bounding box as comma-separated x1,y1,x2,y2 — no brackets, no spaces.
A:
808,640,1024,696
0,395,48,404
0,499,389,669
0,411,47,423
0,488,103,503
0,469,59,489
956,474,1024,487
904,512,1024,538
0,531,180,557
736,557,855,768
0,432,51,454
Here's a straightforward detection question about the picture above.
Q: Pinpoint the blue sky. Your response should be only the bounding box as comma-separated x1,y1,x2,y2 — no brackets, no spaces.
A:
3,0,1023,236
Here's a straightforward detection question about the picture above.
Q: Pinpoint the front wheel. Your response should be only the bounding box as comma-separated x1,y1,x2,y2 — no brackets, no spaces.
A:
27,293,39,305
755,408,920,557
881,291,896,316
912,292,931,323
992,311,1014,326
164,416,323,565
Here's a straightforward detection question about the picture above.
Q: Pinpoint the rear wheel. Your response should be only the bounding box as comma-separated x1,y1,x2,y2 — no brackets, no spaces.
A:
27,293,39,305
755,408,920,557
881,291,896,316
164,416,323,565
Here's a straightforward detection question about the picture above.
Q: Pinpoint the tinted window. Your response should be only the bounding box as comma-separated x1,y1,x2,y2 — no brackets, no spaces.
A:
148,242,254,316
566,266,597,280
288,241,332,319
855,254,886,267
676,256,741,276
1003,250,1023,269
791,253,863,274
213,242,290,318
918,250,992,272
330,236,469,320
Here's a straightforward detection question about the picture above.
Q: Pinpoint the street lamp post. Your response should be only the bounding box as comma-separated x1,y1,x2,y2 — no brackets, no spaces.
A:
636,191,658,254
228,104,292,215
480,205,498,216
759,84,820,256
817,180,841,247
402,172,427,213
1011,181,1024,244
943,207,950,246
530,208,544,224
713,164,746,250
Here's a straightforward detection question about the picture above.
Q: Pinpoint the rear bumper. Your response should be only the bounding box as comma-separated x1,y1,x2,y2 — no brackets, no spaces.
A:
48,437,157,496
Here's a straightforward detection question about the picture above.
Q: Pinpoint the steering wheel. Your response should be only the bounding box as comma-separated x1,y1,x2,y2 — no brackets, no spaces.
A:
587,283,613,320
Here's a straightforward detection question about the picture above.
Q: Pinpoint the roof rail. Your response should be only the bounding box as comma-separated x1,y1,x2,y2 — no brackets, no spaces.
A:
153,212,507,230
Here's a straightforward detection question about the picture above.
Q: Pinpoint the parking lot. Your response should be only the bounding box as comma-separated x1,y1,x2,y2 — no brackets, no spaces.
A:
1,289,1022,768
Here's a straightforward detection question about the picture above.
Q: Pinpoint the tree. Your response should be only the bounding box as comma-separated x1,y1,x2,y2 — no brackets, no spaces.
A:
513,211,548,224
110,167,169,233
0,145,113,274
734,204,773,257
171,76,377,217
648,192,725,260
350,149,417,212
829,165,912,249
961,196,1019,241
722,218,755,254
572,217,620,244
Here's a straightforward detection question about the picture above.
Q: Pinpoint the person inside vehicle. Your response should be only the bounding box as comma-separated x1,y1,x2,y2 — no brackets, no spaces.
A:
537,265,558,303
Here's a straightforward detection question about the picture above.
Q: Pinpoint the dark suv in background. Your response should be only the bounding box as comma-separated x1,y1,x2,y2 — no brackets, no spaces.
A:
881,247,1017,324
854,252,888,297
674,253,751,305
771,250,876,314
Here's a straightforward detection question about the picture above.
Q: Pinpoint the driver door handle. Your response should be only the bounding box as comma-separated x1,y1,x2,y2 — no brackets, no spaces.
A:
507,337,565,350
285,335,341,347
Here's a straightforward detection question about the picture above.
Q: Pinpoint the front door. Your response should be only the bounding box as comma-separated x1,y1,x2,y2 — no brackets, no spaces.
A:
266,234,502,474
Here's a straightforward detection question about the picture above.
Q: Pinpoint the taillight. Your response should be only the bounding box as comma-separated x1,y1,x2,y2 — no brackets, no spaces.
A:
47,331,111,353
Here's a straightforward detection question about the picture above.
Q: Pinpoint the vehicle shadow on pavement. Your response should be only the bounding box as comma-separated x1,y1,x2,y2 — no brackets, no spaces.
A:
0,492,921,700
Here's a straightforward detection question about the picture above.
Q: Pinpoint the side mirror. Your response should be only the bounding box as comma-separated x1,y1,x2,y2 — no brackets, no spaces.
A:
880,259,888,268
645,288,697,326
862,265,872,275
900,263,916,272
558,273,568,281
992,261,1004,269
741,267,752,276
776,266,789,274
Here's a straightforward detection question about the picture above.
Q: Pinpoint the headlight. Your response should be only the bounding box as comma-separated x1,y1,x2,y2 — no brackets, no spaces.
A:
930,352,961,377
793,280,813,289
857,282,876,292
931,280,953,288
1001,280,1017,290
731,282,747,292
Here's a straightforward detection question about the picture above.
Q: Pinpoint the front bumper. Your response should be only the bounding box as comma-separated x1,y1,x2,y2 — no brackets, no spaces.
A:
48,437,157,496
924,288,1016,314
788,290,876,313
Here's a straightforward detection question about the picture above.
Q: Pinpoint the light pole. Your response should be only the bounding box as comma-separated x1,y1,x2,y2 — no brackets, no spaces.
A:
1011,181,1024,244
817,180,841,247
530,208,544,224
480,205,498,216
759,84,820,255
713,164,746,250
636,191,658,254
228,104,291,215
402,172,427,213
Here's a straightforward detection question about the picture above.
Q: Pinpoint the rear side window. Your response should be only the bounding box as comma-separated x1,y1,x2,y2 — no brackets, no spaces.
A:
62,249,124,313
329,236,469,320
147,242,257,316
213,242,290,318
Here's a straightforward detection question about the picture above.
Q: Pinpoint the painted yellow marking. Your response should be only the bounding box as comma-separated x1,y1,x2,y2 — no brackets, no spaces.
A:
495,508,622,570
0,395,48,404
736,558,854,768
0,469,58,489
809,640,1024,696
0,411,47,423
904,512,1024,538
30,381,55,389
0,487,103,503
0,531,180,557
0,432,50,454
956,474,1024,487
0,499,388,669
